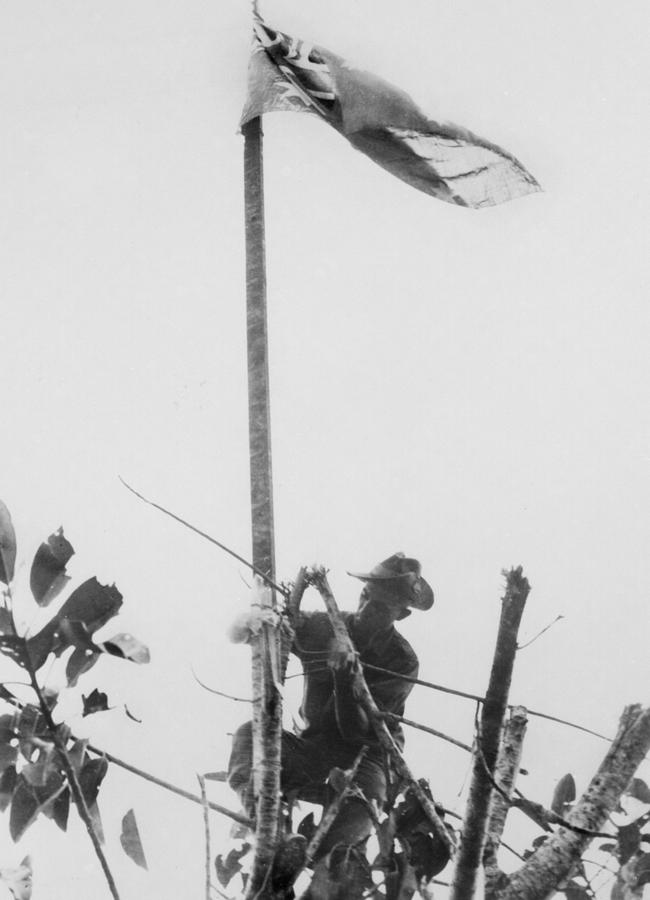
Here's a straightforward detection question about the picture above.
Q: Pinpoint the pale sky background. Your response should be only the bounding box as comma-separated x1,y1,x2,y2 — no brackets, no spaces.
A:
0,1,649,898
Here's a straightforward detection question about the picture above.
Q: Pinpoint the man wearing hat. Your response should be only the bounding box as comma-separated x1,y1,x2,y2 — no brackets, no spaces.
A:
227,553,434,888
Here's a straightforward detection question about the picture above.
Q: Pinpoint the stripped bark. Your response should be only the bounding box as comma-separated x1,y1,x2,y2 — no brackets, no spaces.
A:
484,705,528,900
308,567,456,860
498,704,650,900
245,580,283,900
449,566,530,900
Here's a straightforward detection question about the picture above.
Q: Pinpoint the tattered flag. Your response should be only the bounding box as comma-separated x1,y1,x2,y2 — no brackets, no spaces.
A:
242,18,540,209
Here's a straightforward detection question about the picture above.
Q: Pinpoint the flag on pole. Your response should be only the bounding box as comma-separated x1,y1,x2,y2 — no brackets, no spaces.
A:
242,19,541,209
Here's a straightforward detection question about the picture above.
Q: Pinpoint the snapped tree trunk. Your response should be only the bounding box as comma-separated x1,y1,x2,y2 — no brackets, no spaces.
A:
449,567,531,900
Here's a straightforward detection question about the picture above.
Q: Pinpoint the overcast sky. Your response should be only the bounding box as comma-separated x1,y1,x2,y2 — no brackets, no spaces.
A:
1,1,649,898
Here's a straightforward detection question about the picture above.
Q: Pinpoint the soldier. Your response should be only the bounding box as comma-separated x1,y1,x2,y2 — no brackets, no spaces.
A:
227,553,434,894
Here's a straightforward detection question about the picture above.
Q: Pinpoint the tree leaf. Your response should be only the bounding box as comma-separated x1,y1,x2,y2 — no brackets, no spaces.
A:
297,811,316,844
16,705,50,762
0,765,17,812
87,800,105,844
101,633,150,665
215,842,251,888
203,771,228,782
551,773,576,815
9,776,40,841
29,528,74,607
627,778,650,805
78,756,108,809
563,881,591,899
0,607,16,636
598,842,617,855
51,787,70,832
67,739,88,775
0,856,32,900
120,809,148,870
0,715,19,774
82,689,110,717
0,500,17,586
635,852,650,888
618,820,641,864
66,646,101,687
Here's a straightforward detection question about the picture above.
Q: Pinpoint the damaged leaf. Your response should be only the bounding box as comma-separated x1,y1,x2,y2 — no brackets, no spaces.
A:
102,633,150,665
30,529,74,607
82,689,110,717
215,842,251,887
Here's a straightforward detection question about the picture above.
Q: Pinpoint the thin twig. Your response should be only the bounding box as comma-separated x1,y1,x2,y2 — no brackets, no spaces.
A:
119,477,289,598
85,742,252,828
191,667,252,702
197,774,211,900
384,713,472,753
518,615,564,650
363,663,611,741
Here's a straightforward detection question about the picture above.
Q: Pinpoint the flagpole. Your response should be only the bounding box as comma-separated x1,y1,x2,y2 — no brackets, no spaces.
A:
242,113,282,898
243,114,275,583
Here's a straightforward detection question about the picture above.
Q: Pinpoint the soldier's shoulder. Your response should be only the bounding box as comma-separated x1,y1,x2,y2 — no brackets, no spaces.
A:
389,628,419,674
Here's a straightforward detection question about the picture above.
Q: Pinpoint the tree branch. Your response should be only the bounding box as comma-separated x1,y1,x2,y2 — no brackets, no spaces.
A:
498,704,650,900
303,746,367,870
449,566,530,900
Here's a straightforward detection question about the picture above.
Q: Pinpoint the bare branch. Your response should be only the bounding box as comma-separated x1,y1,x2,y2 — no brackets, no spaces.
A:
303,747,367,869
384,712,472,753
119,477,289,598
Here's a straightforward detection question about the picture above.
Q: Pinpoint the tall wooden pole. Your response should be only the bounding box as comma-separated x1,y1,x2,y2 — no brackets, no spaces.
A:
243,115,275,582
242,114,282,898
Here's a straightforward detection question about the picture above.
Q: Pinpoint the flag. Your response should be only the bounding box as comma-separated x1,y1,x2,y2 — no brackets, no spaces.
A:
241,19,541,209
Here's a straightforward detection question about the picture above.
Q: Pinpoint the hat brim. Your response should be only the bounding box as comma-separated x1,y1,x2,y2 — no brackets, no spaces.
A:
349,571,434,611
348,570,414,582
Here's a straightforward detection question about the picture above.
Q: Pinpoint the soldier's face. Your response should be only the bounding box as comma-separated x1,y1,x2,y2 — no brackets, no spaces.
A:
357,582,409,621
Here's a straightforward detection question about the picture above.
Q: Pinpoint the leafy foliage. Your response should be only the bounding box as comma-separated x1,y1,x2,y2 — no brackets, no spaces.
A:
0,500,150,875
